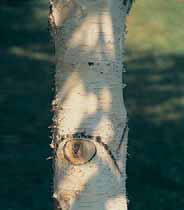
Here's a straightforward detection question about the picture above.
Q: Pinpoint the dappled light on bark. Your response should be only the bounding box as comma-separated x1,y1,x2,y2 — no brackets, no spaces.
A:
50,0,132,209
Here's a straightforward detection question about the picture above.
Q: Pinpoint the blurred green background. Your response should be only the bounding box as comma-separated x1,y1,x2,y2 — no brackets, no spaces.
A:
0,0,184,210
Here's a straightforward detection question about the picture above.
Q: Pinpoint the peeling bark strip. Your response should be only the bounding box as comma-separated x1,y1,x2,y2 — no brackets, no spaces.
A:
49,0,133,210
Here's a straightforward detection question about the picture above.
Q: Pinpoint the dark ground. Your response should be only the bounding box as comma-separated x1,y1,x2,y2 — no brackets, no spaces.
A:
0,1,184,210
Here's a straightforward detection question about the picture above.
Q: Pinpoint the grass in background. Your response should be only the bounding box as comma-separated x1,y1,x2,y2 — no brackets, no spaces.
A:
126,0,184,53
0,1,53,210
125,1,184,210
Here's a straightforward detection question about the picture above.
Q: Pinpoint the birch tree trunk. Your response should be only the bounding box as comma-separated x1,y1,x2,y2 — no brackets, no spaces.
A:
49,0,133,209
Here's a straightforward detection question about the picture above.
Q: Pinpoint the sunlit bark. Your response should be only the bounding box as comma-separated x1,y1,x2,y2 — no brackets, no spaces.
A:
49,0,132,209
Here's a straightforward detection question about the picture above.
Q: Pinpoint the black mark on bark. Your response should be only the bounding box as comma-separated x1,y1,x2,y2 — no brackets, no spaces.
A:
88,62,94,66
123,0,134,14
95,136,121,174
117,123,128,152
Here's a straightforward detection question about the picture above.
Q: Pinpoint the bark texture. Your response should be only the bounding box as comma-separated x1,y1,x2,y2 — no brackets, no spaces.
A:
49,0,133,209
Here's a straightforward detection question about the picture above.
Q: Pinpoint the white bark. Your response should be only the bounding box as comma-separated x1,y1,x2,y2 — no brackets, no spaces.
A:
49,0,132,209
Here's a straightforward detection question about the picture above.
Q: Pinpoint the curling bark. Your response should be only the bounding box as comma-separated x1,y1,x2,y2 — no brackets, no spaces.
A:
49,0,133,210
